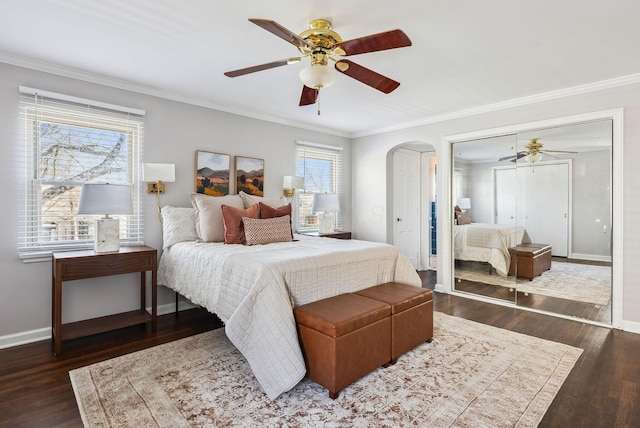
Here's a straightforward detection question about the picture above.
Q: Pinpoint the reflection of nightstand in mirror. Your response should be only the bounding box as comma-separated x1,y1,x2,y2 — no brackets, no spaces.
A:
298,231,351,240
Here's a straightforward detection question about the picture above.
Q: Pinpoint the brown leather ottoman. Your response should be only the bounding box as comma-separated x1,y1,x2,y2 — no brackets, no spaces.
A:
508,243,552,280
294,293,391,399
355,282,433,363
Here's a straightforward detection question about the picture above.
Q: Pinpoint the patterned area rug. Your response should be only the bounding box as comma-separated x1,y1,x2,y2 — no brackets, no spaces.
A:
70,312,582,427
456,261,611,306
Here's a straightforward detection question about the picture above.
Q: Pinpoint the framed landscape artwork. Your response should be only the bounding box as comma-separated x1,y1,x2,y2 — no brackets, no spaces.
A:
195,151,231,196
235,156,264,196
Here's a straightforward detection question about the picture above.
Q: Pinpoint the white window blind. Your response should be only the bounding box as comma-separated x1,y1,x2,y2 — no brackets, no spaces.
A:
296,141,344,231
18,87,145,261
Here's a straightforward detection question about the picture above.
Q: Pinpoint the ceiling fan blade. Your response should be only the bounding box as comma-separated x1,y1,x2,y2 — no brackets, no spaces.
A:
299,85,318,106
498,152,527,162
335,60,400,93
249,18,312,49
335,29,411,56
224,57,300,77
543,149,578,154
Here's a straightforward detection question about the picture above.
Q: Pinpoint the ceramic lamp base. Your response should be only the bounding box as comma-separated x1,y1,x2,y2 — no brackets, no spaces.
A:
318,212,335,234
95,217,120,253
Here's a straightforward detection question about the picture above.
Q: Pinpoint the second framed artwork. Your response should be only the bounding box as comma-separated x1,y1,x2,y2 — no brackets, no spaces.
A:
195,151,231,196
235,156,264,196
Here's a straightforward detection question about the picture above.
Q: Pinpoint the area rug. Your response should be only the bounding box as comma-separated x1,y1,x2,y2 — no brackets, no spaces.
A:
455,261,611,306
70,312,581,427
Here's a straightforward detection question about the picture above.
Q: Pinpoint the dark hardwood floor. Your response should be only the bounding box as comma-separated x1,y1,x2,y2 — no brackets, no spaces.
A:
453,257,612,323
1,273,638,427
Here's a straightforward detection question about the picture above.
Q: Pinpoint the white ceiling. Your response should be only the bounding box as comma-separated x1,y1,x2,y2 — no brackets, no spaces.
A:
1,0,640,137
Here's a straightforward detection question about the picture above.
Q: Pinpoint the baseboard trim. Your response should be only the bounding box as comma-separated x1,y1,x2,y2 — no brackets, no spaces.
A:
569,253,612,263
623,320,640,335
0,301,201,350
0,327,51,350
434,283,447,293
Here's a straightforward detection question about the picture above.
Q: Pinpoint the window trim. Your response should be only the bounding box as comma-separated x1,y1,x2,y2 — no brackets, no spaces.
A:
18,87,145,262
295,140,344,232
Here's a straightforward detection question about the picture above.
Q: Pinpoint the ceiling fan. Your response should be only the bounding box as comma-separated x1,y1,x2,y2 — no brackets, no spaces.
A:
224,18,412,109
498,138,577,163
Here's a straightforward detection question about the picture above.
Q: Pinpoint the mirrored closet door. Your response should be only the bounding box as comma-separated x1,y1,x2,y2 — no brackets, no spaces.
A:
451,120,612,324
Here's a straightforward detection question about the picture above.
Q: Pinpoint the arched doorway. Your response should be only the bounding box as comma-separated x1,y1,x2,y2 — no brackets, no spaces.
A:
387,142,437,272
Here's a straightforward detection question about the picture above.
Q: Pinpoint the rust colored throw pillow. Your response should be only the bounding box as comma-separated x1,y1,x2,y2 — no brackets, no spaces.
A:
259,202,293,237
221,203,259,244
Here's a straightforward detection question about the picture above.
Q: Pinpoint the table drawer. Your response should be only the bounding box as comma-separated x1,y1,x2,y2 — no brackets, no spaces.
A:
61,253,154,280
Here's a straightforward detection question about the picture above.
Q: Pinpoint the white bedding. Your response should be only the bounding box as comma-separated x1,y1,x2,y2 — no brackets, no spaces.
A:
158,234,421,399
454,223,531,276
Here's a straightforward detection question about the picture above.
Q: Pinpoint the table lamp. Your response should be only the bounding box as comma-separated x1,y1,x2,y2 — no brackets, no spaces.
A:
78,183,133,253
312,193,340,234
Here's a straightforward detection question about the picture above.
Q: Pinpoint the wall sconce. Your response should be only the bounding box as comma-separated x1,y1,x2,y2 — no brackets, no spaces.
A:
282,175,304,199
312,193,340,234
142,163,175,194
78,183,133,253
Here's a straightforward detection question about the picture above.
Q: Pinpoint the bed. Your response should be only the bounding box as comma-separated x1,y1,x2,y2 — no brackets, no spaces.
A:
453,223,531,276
157,196,421,400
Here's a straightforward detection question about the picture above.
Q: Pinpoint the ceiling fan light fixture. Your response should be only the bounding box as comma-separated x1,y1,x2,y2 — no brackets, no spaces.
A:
299,65,337,89
525,152,543,164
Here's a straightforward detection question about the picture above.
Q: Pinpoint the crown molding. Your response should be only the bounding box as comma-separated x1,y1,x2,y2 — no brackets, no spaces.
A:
353,73,640,138
0,52,351,138
3,51,639,141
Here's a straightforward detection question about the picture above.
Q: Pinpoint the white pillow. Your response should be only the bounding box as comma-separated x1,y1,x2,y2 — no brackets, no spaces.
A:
239,191,285,209
243,215,293,245
190,193,244,242
160,206,198,249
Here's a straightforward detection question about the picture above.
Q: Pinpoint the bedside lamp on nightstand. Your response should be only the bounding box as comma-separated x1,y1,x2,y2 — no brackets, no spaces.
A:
312,193,340,235
78,183,133,253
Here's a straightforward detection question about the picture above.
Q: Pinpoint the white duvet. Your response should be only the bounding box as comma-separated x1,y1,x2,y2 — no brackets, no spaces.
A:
158,234,421,399
454,223,530,276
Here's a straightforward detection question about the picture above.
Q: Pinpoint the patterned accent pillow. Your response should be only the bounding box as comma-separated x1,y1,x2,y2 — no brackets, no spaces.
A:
239,191,285,209
190,193,244,242
259,202,293,238
456,211,471,225
221,204,259,244
243,215,293,245
160,206,198,249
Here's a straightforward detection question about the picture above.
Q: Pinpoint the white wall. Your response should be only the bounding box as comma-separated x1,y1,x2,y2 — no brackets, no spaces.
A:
0,62,350,343
352,82,640,328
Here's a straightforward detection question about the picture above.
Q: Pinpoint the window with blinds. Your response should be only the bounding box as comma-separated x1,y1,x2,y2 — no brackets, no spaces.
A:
18,87,145,260
296,141,344,231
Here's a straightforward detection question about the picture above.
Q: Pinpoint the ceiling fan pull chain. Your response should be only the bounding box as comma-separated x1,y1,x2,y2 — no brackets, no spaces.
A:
317,90,321,115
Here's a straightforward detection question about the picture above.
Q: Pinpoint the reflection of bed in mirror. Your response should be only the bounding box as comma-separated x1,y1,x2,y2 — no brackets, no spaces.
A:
454,223,531,276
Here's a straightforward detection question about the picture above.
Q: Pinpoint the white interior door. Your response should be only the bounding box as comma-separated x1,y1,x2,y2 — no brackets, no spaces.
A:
495,163,570,257
394,149,421,269
494,168,518,225
521,163,570,257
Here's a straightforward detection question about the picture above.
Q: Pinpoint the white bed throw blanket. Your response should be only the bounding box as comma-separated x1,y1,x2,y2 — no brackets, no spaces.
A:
158,235,421,399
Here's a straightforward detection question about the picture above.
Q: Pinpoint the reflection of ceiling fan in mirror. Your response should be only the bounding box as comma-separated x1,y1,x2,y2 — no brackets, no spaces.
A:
498,138,577,164
224,18,412,111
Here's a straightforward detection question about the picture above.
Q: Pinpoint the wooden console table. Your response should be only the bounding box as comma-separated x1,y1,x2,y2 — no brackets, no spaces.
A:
51,245,157,355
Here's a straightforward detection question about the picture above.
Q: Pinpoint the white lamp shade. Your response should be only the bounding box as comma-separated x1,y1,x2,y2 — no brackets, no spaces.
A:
299,65,338,89
283,175,304,189
455,198,471,210
142,163,175,182
78,183,133,216
312,193,340,213
525,153,543,163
